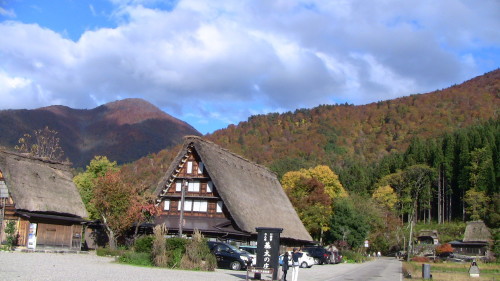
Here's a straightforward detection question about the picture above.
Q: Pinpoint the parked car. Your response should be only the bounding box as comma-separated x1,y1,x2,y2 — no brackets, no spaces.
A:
238,245,257,266
302,246,329,265
207,241,251,270
279,251,315,268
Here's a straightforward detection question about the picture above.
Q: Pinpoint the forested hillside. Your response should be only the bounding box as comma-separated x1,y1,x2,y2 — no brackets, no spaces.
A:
124,70,499,225
206,69,499,178
101,70,499,253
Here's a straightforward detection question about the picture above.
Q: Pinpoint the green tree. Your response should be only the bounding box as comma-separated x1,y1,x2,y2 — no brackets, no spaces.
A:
464,189,490,221
401,164,434,261
468,147,495,194
326,197,370,249
73,156,118,219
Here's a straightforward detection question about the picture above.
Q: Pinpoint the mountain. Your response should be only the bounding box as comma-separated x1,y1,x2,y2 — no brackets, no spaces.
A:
116,69,499,194
204,69,500,170
0,98,201,167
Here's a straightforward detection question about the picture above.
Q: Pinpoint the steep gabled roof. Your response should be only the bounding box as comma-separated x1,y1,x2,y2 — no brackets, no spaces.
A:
156,136,312,242
463,220,491,243
0,150,87,218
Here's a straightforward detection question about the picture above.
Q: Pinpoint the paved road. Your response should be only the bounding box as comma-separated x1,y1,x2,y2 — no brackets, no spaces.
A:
0,251,401,281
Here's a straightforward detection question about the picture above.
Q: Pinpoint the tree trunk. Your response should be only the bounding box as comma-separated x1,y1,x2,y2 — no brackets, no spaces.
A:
438,165,442,224
102,215,117,250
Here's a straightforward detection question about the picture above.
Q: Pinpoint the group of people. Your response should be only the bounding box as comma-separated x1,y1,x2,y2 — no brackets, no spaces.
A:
281,248,302,281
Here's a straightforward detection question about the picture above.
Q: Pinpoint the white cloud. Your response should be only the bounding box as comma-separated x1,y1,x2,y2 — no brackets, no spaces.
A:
0,0,499,133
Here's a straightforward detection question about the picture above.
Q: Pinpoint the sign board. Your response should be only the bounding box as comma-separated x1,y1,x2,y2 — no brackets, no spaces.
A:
364,240,369,248
256,227,282,280
246,267,274,281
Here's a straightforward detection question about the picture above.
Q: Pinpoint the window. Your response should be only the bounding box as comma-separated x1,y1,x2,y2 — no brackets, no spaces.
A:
187,161,193,173
206,181,213,193
198,162,204,174
177,199,208,212
175,181,182,192
188,181,200,192
216,201,223,213
193,200,208,212
163,199,170,210
177,199,193,211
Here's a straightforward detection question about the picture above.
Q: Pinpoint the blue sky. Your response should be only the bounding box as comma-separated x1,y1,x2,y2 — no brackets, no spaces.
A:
1,0,499,134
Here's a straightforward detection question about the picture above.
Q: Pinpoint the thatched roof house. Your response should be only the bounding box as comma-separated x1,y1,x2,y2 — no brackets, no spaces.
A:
155,136,312,243
449,220,492,257
0,149,87,249
463,221,491,243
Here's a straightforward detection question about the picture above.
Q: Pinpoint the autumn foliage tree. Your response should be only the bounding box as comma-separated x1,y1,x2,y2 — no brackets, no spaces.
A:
281,165,347,242
15,126,65,161
74,156,158,249
74,156,119,220
92,170,158,249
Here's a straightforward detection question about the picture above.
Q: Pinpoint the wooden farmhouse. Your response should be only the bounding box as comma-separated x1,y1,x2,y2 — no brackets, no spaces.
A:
154,136,313,244
0,150,88,250
449,220,492,258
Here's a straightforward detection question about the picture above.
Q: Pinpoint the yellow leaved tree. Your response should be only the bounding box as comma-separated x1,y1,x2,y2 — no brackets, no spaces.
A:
281,165,347,242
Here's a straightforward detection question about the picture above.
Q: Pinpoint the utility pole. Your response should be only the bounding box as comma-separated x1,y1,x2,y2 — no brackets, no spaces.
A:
178,179,188,237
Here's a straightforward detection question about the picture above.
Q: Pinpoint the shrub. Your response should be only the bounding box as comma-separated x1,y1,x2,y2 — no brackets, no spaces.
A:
152,224,168,267
166,237,187,268
96,247,126,257
435,243,453,255
411,256,430,262
166,237,187,252
180,230,217,271
134,236,154,253
118,251,152,266
342,250,367,263
5,221,17,250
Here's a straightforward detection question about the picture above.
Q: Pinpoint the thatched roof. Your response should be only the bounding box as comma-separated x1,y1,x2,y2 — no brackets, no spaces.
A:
418,230,439,239
0,150,88,218
156,136,312,242
463,221,491,243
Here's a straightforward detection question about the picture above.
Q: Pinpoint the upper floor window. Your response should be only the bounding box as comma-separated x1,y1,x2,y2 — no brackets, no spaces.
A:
216,201,223,213
177,199,208,212
163,199,171,210
188,181,200,192
175,181,182,192
198,162,204,174
187,161,193,174
207,181,213,193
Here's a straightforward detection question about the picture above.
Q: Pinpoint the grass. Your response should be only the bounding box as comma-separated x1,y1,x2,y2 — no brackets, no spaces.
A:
403,261,500,281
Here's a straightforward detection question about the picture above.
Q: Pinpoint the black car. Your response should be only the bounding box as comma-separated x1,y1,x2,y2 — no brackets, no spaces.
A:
207,241,251,270
302,246,329,265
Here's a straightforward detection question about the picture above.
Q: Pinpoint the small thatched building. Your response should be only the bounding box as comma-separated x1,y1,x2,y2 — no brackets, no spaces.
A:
417,230,439,245
0,150,87,250
449,220,491,257
154,136,312,244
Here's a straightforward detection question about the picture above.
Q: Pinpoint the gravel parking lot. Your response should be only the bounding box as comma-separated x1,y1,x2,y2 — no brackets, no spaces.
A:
0,251,401,281
0,251,246,281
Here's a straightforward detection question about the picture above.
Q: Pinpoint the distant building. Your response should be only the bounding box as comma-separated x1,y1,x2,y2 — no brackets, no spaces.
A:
417,230,439,245
0,150,87,250
449,221,491,257
153,136,312,245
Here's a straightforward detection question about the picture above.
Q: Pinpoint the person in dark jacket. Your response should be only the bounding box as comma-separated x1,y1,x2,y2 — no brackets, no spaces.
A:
291,248,303,281
281,251,290,281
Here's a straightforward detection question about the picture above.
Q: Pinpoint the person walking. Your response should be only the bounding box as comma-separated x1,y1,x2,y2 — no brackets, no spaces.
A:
281,251,290,281
291,248,303,281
